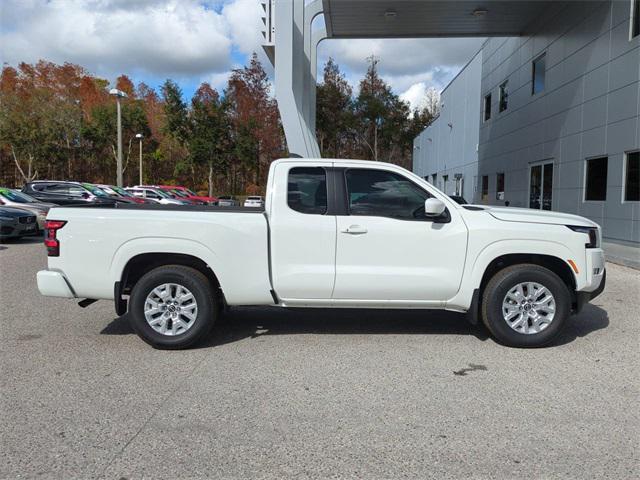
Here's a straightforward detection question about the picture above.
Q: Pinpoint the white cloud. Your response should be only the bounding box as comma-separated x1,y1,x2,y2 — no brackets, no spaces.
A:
0,0,235,79
400,82,429,111
318,37,483,100
0,0,482,102
222,0,264,55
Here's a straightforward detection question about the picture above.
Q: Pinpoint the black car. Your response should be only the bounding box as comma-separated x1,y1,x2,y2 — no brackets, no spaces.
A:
22,181,126,206
0,206,38,240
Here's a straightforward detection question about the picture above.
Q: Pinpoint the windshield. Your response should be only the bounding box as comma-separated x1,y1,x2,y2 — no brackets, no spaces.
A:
186,188,198,196
171,189,189,198
0,188,37,203
82,183,109,197
152,189,172,198
111,186,131,197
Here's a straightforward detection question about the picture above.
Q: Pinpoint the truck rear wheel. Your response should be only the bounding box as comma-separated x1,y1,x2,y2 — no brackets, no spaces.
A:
129,265,216,349
481,264,571,348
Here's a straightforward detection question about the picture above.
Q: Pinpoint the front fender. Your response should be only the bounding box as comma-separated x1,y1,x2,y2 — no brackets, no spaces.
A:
447,239,582,311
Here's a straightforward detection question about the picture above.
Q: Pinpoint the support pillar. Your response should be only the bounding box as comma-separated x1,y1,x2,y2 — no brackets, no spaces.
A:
273,0,323,158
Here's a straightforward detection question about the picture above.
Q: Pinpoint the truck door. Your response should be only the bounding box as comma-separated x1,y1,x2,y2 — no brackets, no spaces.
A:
269,162,337,299
332,167,468,302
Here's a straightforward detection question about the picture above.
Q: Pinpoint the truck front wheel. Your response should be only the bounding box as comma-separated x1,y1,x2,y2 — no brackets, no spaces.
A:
129,265,216,349
481,264,571,348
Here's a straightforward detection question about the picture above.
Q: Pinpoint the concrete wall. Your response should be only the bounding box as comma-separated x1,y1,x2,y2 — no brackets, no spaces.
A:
478,0,639,243
413,50,482,201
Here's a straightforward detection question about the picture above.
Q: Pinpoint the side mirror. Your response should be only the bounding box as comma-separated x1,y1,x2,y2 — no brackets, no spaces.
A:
424,198,446,217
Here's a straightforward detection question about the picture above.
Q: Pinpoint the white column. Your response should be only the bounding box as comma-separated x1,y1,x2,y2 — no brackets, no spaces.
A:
274,0,322,157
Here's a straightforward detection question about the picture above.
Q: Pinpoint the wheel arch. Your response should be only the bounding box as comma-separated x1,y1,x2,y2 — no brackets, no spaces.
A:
454,240,581,320
115,252,224,315
478,253,578,312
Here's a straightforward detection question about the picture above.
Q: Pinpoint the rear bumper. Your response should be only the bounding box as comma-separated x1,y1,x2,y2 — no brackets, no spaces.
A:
37,270,76,298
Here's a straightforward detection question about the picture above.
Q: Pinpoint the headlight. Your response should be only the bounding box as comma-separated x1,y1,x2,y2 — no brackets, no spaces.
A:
567,225,599,248
0,216,14,221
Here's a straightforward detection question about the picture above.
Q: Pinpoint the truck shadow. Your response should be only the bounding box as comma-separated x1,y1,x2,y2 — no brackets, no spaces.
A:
101,304,608,349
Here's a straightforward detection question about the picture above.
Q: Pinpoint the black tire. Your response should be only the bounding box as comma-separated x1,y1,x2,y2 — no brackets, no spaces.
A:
481,264,571,348
129,265,216,349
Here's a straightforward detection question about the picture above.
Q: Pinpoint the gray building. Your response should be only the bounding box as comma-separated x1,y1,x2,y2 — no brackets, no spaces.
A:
414,50,483,201
414,0,640,245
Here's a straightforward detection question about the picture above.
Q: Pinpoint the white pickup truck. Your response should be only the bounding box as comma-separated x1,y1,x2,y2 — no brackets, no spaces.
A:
37,158,605,349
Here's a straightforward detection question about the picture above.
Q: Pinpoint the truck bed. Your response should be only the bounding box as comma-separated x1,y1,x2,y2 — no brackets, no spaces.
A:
46,205,273,305
61,203,265,213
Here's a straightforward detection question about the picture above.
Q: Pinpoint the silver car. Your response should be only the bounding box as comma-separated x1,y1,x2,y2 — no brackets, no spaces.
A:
243,196,264,208
0,188,53,231
218,195,239,207
125,187,190,205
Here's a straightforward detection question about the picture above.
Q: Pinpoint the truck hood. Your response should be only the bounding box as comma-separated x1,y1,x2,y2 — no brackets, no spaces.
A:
465,205,598,227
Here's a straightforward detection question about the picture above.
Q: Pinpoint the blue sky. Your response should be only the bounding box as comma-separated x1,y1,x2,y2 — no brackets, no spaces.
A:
0,0,483,109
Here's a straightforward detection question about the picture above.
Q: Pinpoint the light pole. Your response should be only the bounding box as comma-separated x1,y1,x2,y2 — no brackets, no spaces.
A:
109,88,128,187
135,133,144,185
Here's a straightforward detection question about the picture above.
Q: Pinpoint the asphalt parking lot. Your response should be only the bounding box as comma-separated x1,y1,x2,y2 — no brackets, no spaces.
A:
1,239,639,479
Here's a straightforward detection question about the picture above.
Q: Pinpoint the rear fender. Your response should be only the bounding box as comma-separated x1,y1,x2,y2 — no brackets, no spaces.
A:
109,237,222,292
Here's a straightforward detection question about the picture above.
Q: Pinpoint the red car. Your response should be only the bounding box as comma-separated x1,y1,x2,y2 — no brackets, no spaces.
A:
156,185,218,205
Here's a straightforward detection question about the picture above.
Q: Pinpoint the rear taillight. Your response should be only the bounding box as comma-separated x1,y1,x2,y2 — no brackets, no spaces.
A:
44,220,67,257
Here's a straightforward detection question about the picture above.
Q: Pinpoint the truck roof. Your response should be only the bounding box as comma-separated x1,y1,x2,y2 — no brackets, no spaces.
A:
272,158,401,169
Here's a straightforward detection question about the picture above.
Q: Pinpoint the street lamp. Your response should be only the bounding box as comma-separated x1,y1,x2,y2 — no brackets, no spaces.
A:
135,133,144,185
109,88,128,187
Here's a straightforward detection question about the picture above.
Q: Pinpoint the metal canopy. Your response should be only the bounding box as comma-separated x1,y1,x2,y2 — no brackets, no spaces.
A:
321,0,560,38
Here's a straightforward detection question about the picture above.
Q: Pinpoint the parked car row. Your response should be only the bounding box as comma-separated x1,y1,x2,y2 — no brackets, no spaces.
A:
1,179,263,241
19,180,225,206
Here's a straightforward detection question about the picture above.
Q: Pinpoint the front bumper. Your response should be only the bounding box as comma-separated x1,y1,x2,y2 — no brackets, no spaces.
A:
37,270,76,298
575,269,606,313
0,220,38,238
582,248,605,292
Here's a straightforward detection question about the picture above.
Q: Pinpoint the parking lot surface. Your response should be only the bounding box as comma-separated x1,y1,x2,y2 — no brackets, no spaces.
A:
1,239,639,479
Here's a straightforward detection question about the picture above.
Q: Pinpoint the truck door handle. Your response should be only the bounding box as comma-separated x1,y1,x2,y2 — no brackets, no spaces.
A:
341,225,368,235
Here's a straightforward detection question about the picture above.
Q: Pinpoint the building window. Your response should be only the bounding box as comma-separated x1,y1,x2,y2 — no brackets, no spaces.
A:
481,175,489,201
496,173,505,200
483,93,492,121
625,151,639,201
532,53,546,95
585,157,608,201
499,81,508,112
632,0,640,38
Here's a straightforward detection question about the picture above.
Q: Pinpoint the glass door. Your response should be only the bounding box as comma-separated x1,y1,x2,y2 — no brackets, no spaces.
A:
529,162,553,210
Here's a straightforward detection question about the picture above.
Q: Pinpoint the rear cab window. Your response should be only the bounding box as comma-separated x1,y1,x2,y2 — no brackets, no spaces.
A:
288,167,327,215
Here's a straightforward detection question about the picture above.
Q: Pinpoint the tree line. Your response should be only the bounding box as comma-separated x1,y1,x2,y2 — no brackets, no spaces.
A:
0,54,439,194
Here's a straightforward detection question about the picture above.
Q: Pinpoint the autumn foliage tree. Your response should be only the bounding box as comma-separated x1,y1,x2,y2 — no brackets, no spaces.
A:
1,54,433,192
189,83,229,196
225,53,283,189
